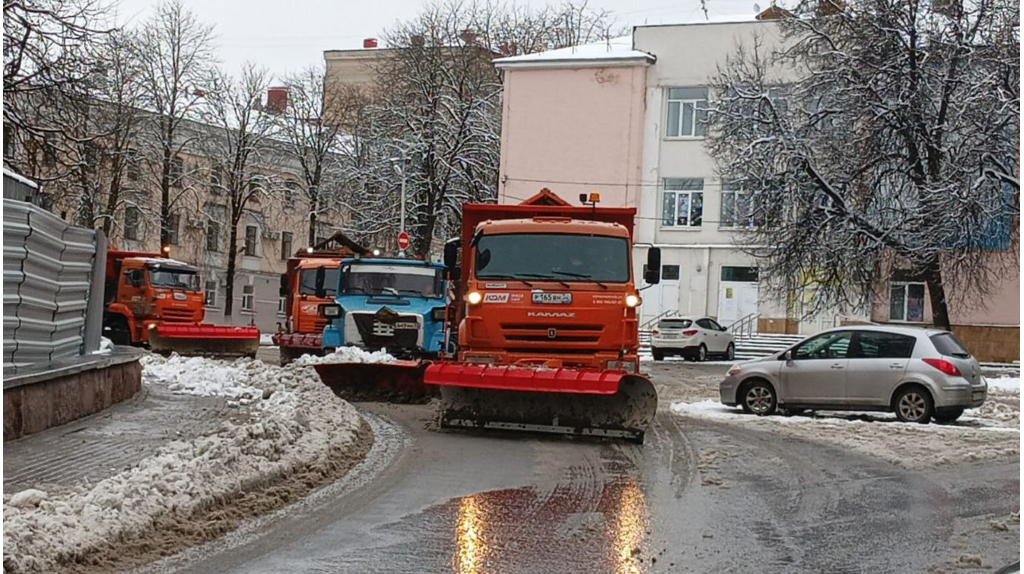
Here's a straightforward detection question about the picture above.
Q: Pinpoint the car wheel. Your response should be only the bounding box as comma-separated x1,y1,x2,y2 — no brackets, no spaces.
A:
652,349,665,361
740,379,777,416
934,407,965,423
697,344,708,362
894,386,934,423
725,342,735,361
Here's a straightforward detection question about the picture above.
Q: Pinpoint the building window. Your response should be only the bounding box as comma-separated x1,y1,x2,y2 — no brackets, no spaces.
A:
247,179,261,197
124,206,142,240
204,280,218,307
167,213,180,245
281,231,292,260
284,179,298,209
170,155,184,186
662,265,681,281
890,282,926,322
241,284,255,312
721,183,763,229
661,178,704,228
278,295,287,315
4,123,14,158
244,225,258,256
666,87,708,138
210,166,223,193
126,148,142,181
206,220,221,252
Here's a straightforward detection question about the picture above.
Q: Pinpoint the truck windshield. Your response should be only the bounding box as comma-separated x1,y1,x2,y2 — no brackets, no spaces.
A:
299,268,339,297
340,264,443,298
475,233,630,283
148,267,200,291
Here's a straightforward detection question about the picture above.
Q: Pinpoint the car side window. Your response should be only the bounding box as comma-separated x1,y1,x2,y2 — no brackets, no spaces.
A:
696,319,713,330
707,319,724,331
793,331,852,360
851,331,915,359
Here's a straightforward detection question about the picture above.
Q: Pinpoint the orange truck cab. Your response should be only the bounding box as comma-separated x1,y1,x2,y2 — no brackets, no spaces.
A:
274,253,345,363
103,250,205,345
442,192,662,373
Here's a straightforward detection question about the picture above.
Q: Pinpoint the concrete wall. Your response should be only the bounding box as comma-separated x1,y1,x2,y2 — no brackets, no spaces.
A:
497,65,649,209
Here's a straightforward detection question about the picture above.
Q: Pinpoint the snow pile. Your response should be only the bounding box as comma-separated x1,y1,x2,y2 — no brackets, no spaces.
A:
91,337,114,355
988,376,1020,392
293,345,397,365
671,397,1019,468
141,354,264,405
2,356,365,574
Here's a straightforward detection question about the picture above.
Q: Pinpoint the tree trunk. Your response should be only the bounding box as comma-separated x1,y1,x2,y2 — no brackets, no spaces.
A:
224,219,239,317
923,259,951,330
307,194,318,247
104,169,122,236
160,143,172,247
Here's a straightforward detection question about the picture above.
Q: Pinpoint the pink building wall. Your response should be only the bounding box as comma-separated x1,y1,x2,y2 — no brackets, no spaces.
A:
497,66,648,208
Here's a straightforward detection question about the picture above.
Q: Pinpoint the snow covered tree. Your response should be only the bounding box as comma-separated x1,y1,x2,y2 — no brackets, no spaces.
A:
136,0,215,249
279,65,351,246
705,0,1019,329
199,64,280,317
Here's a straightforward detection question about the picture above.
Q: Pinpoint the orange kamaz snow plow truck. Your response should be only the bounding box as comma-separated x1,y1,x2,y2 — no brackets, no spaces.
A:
273,232,371,364
423,191,663,442
104,249,260,357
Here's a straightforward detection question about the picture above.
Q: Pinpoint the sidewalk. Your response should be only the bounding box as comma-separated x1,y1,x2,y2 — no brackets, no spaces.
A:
3,378,247,494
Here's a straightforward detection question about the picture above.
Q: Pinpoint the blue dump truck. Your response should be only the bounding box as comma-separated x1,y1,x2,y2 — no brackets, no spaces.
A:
320,257,448,358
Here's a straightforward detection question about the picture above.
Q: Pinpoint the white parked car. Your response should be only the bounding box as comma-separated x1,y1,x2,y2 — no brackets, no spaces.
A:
651,317,735,362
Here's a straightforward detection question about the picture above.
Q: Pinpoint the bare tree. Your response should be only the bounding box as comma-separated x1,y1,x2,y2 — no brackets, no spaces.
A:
706,0,1019,329
136,0,215,248
279,65,353,246
200,64,279,317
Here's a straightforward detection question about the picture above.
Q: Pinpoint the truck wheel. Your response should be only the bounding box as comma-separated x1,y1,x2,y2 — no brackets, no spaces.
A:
104,316,131,346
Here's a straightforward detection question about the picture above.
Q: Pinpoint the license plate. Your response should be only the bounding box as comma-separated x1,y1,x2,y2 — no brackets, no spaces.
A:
532,292,572,304
972,390,984,401
173,292,187,300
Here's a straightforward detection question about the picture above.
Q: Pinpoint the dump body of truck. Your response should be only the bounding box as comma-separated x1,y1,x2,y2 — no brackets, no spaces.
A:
103,250,259,357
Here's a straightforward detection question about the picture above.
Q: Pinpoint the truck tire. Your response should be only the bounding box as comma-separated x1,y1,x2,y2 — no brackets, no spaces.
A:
104,315,131,346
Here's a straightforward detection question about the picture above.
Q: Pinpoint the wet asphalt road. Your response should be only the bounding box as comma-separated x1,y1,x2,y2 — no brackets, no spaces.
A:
147,362,1020,574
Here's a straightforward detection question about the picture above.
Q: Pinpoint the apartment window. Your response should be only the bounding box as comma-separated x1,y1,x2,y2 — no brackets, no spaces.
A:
278,295,287,315
42,136,57,167
204,280,218,307
166,213,180,245
3,123,14,158
126,148,142,181
284,179,298,209
721,266,759,282
170,155,184,186
244,225,258,256
661,178,704,228
666,87,708,138
721,183,763,229
247,179,261,197
281,231,293,260
241,284,255,312
124,206,142,240
210,166,223,193
205,204,225,252
890,282,926,322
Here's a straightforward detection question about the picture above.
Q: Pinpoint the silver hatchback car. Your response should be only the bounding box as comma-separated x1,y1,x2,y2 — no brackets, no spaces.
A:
720,326,987,423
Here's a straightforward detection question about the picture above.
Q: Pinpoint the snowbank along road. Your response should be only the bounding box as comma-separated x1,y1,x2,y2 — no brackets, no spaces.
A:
130,360,1018,574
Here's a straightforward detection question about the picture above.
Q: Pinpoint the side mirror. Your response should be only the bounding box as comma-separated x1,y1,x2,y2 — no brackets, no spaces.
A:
314,266,326,299
125,269,143,287
279,273,289,297
644,247,661,285
780,350,792,361
443,238,461,281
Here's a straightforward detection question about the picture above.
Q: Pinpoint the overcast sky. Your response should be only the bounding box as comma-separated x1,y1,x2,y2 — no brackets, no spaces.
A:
114,0,761,81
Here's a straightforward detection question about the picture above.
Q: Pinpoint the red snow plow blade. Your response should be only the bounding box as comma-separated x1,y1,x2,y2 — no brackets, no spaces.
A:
148,324,260,358
312,360,435,403
423,363,658,443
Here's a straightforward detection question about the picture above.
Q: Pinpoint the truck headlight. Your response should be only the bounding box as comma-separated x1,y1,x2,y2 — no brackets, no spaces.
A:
466,291,482,305
625,294,641,308
321,304,342,318
431,307,447,321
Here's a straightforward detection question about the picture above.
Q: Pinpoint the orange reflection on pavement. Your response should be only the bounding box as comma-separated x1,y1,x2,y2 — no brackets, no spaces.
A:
612,479,648,574
454,495,487,574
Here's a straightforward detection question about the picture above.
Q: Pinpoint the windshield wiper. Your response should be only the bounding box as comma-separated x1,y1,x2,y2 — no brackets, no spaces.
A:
512,273,570,288
551,270,608,289
340,286,372,295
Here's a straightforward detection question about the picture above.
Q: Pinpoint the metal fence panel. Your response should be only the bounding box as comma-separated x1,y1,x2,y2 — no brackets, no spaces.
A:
3,199,99,371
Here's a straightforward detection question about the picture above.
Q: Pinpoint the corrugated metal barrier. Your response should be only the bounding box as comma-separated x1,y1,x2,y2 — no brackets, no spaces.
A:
3,199,103,371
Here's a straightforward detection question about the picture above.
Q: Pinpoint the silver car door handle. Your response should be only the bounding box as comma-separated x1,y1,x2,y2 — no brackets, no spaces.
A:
890,364,903,369
830,364,844,369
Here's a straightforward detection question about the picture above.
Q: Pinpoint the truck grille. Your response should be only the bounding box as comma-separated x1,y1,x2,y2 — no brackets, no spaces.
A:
163,308,196,322
500,323,603,343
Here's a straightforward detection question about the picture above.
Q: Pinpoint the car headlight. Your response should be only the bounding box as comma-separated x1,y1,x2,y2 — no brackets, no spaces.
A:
625,294,641,308
466,291,483,305
321,304,342,317
727,364,742,376
431,306,447,321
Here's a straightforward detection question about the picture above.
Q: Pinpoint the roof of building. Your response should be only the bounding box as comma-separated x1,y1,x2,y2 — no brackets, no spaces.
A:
493,36,655,68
